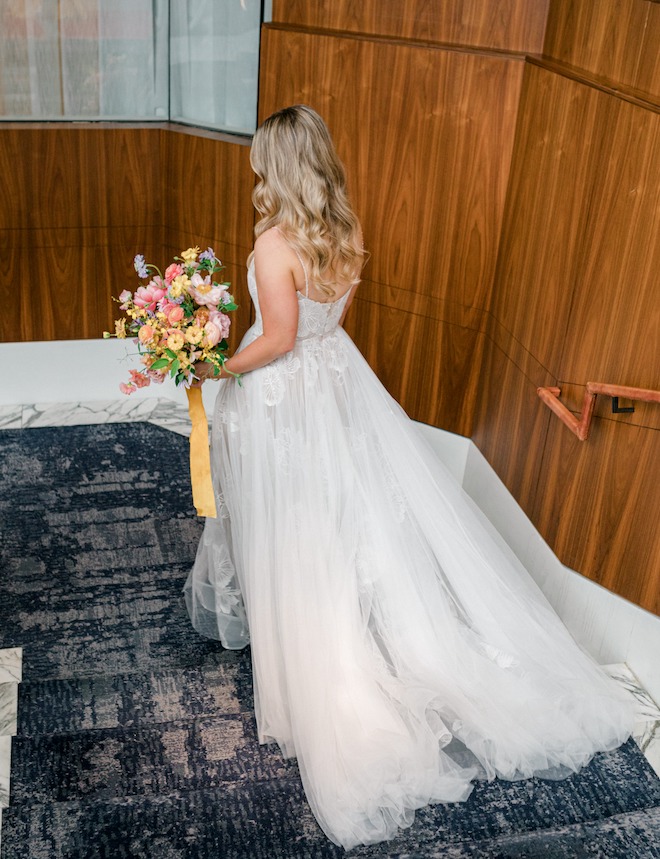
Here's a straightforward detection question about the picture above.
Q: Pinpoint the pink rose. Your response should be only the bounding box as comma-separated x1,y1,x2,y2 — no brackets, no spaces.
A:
165,263,183,284
118,289,132,309
119,382,135,395
208,309,231,339
167,305,184,324
138,325,155,344
203,321,221,347
134,281,166,311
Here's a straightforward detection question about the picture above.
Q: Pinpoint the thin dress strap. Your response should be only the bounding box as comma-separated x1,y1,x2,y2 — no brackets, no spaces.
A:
292,248,310,297
273,225,310,297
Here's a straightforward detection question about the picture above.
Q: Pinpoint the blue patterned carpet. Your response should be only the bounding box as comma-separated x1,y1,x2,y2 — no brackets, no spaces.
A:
1,423,659,858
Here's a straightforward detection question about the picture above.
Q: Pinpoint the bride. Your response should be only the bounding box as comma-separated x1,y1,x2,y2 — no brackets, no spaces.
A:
184,104,633,850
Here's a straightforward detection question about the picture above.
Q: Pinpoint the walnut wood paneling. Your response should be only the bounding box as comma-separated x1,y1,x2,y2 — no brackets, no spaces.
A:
488,64,609,375
637,4,660,98
533,415,660,614
0,123,255,344
0,224,163,342
0,126,162,231
259,25,524,433
343,293,484,435
544,0,660,102
475,60,660,613
472,334,554,518
491,63,660,384
2,242,112,342
271,0,549,53
559,96,660,389
162,128,253,256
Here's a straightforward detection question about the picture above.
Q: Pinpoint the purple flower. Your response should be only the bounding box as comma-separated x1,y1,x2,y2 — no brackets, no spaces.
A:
133,254,149,278
198,247,216,263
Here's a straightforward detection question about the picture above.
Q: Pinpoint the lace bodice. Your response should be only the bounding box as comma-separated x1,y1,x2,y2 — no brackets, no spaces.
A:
247,259,351,341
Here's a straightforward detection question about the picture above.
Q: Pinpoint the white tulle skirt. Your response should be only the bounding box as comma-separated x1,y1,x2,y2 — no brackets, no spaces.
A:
184,324,634,850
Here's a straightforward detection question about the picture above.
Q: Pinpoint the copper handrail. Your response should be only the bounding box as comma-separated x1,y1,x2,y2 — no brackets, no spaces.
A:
537,382,660,441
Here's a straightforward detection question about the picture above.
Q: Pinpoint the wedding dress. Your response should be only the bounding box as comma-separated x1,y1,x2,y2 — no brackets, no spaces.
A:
184,255,634,850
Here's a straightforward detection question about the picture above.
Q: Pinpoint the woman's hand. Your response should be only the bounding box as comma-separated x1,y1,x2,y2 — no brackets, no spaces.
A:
191,361,224,387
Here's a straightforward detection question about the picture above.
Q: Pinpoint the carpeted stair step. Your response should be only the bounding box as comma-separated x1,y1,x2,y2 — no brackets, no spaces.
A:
4,425,660,858
2,765,660,859
0,423,220,685
453,806,660,859
16,650,254,738
8,712,297,808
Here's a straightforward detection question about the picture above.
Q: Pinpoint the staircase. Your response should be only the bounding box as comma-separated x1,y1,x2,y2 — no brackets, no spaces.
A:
1,423,660,858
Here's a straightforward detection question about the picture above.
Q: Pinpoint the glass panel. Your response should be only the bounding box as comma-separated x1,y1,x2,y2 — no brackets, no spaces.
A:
169,0,261,134
0,0,169,120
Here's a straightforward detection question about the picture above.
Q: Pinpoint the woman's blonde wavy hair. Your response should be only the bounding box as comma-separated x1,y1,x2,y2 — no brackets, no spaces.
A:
249,105,365,297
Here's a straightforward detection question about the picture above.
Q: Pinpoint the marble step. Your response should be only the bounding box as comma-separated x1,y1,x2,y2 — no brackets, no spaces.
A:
17,653,253,739
8,713,297,809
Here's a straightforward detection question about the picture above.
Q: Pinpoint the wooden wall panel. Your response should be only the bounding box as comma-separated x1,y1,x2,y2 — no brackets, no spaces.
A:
544,0,660,102
472,335,554,517
488,65,609,374
259,25,524,429
162,128,254,259
533,417,660,614
0,126,162,231
0,125,164,342
559,97,660,389
343,293,484,436
271,0,549,53
637,4,660,98
0,124,255,345
474,60,660,614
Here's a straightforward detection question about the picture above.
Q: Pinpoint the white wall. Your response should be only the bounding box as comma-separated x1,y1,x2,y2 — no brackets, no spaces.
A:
0,338,219,415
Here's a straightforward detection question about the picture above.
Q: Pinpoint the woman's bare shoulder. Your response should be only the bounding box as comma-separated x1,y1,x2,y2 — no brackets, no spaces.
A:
253,227,299,295
254,226,290,256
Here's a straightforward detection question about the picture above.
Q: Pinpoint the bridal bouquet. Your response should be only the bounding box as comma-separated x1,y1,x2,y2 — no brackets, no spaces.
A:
104,246,240,519
104,246,239,393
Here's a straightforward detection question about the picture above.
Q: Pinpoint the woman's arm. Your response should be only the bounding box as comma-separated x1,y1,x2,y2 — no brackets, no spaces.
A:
197,230,299,382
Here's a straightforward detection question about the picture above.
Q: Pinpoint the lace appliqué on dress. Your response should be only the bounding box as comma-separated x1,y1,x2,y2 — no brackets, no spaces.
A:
263,354,302,406
211,543,242,615
213,490,230,520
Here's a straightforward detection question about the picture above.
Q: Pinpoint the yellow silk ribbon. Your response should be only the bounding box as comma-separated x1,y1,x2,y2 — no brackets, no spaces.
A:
185,386,217,518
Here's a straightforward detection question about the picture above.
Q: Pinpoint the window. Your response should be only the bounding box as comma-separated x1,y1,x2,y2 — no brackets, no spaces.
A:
0,0,261,133
170,0,261,135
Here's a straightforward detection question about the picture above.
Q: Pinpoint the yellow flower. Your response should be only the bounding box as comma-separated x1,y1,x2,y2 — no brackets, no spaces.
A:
181,246,200,263
115,319,127,339
170,274,191,298
167,331,185,352
185,325,203,344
